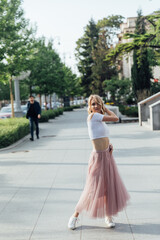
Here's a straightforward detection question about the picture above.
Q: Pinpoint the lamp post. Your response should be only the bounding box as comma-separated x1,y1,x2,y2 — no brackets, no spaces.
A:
12,71,31,117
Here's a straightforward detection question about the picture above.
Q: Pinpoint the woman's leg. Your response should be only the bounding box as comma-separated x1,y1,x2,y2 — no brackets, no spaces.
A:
73,211,79,217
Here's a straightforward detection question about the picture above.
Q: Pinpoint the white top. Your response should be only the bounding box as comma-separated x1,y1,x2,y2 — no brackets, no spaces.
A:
87,113,109,140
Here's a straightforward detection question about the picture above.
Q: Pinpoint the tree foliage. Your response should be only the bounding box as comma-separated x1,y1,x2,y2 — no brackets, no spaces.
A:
131,10,152,102
0,0,35,76
105,11,160,65
75,19,99,96
104,77,132,104
0,0,80,106
76,15,124,97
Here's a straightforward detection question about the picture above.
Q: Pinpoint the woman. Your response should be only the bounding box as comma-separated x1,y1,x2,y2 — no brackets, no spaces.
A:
68,95,130,230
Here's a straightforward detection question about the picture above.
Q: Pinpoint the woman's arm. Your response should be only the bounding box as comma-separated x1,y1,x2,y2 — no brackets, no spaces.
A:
102,107,119,122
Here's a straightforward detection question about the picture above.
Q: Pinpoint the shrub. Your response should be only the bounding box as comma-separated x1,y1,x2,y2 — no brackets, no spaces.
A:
46,110,56,119
53,109,60,116
72,105,81,109
39,108,64,122
125,106,138,117
63,106,74,111
39,111,49,122
119,105,138,117
0,118,29,149
57,108,63,115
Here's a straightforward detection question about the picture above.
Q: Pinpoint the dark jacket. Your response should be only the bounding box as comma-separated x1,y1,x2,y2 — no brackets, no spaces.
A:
26,100,41,119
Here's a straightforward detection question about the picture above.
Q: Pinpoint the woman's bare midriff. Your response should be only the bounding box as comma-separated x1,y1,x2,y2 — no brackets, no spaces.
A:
92,137,109,151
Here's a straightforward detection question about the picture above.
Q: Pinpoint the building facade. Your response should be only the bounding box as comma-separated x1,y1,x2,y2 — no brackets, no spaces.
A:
118,17,160,81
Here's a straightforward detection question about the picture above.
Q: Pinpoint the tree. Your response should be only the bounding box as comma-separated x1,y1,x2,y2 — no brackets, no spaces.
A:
105,11,160,64
131,10,152,102
76,16,124,97
56,64,82,106
75,19,99,96
91,15,124,96
104,77,132,104
0,81,10,101
0,0,35,116
27,38,61,107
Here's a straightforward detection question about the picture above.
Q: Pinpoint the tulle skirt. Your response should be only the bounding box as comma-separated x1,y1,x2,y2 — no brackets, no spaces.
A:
75,146,130,218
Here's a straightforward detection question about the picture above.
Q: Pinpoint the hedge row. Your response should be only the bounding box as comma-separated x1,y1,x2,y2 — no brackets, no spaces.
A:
0,118,30,149
39,105,82,122
39,108,64,122
119,105,138,117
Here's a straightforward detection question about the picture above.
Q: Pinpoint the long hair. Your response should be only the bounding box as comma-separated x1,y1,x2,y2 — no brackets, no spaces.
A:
88,95,105,115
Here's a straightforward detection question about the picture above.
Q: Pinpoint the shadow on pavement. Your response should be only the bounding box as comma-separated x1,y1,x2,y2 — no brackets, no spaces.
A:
76,222,160,235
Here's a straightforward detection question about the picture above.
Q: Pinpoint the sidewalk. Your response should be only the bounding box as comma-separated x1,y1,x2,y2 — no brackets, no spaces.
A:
0,108,160,240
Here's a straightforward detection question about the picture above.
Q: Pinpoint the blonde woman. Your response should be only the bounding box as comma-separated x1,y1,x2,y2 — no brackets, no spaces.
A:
68,95,130,230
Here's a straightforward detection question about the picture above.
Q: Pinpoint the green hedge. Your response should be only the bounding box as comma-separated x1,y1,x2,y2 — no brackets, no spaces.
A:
119,105,138,117
72,105,81,109
39,108,64,122
63,106,74,111
39,111,49,122
0,118,29,149
70,104,85,109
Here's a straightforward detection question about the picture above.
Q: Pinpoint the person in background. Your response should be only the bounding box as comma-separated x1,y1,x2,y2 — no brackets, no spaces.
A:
26,95,41,141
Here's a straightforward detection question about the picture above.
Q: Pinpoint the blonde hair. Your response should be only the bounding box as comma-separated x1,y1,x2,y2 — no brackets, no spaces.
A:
88,95,106,116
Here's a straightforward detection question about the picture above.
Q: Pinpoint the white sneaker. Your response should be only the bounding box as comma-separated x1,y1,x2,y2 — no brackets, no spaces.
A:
105,216,115,228
68,216,78,230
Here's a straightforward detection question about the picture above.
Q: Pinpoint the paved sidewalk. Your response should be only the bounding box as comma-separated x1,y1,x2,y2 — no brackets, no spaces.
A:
0,108,160,240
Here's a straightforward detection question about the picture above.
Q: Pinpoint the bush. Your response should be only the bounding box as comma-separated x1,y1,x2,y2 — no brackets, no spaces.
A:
0,118,29,149
119,105,138,117
57,108,63,115
53,109,60,116
63,106,73,111
39,111,49,122
39,108,64,122
72,105,81,109
46,110,56,119
125,106,138,117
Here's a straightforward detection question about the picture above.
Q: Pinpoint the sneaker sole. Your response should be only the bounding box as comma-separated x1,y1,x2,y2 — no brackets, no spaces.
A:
68,227,76,230
106,225,115,229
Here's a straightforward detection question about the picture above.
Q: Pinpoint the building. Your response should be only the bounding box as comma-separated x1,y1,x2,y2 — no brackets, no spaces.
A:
118,17,160,80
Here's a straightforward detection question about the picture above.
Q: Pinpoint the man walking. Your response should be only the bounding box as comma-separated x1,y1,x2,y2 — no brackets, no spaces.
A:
26,95,41,141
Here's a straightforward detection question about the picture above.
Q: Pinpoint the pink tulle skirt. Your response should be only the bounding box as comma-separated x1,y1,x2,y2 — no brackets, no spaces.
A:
75,147,130,218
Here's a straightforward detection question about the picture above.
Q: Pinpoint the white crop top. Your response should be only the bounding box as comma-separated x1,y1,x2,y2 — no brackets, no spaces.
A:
87,113,109,140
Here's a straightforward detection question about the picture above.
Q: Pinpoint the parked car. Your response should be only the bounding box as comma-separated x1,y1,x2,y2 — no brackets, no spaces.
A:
52,101,62,108
21,105,27,114
0,105,27,119
0,107,12,119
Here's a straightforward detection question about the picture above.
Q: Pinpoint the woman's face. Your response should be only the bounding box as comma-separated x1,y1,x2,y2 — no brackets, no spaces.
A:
90,98,101,113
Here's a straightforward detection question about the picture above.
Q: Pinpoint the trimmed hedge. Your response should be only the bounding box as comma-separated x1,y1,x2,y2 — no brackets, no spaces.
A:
0,118,29,149
72,104,85,109
39,111,49,122
119,105,138,117
39,108,64,122
63,106,74,111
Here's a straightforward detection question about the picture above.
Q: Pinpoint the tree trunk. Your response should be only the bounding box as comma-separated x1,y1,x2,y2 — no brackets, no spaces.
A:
29,85,32,95
45,95,47,110
50,95,52,109
9,77,14,118
136,89,150,102
39,94,42,107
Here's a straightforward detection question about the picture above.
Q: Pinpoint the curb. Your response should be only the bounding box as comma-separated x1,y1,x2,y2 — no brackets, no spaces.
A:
0,134,30,152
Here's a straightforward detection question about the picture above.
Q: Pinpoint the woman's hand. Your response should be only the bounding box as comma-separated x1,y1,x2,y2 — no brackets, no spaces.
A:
109,143,113,154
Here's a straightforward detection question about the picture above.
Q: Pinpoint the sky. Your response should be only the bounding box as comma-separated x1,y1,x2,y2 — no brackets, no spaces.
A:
22,0,160,73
